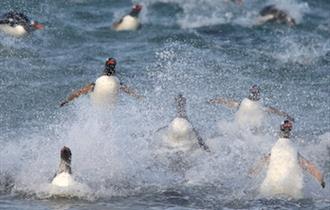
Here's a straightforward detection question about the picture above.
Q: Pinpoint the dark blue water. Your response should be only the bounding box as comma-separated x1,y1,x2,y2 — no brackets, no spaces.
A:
0,0,329,209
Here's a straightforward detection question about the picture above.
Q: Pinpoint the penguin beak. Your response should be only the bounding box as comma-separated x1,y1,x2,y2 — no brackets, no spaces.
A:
33,22,45,30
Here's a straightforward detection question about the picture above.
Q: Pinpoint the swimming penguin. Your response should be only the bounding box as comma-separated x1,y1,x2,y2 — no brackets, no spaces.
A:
208,85,294,128
256,5,296,26
160,94,210,152
112,4,142,31
60,58,143,107
0,11,44,37
51,146,75,187
249,120,325,199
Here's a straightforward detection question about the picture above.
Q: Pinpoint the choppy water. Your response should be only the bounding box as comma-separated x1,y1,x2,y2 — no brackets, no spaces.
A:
0,0,329,209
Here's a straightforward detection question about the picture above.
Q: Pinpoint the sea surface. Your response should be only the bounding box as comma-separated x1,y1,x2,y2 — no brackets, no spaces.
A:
0,0,329,209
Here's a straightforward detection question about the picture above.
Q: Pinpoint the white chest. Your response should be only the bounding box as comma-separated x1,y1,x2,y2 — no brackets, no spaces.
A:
164,117,195,151
91,75,120,106
0,24,27,37
51,172,75,187
260,138,303,198
114,15,140,31
235,98,265,127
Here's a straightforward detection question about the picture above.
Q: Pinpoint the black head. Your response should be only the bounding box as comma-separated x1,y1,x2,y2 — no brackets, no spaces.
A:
129,4,142,17
60,146,72,163
248,84,261,101
280,119,293,138
104,58,117,76
175,94,187,118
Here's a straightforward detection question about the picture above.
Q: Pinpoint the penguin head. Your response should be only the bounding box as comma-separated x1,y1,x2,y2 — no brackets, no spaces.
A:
175,94,187,118
104,58,117,76
130,4,143,17
248,84,261,101
60,146,72,163
280,119,293,138
132,4,142,13
175,94,186,108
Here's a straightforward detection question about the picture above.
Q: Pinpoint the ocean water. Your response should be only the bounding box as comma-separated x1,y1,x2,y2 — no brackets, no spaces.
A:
0,0,329,209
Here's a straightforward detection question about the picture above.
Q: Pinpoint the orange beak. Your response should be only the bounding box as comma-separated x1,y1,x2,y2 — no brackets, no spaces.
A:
33,23,45,30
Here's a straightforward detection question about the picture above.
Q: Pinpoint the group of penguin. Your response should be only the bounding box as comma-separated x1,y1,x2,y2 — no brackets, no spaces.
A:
0,2,325,199
49,58,327,199
0,2,298,37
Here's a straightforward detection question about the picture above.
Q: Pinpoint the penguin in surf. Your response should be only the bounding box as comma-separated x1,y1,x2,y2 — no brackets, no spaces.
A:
60,58,143,107
159,94,210,152
249,120,325,198
51,146,75,187
208,85,294,129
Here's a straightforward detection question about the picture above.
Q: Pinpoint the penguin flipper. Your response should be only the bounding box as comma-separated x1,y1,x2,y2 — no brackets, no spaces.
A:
60,83,95,107
208,97,239,109
120,84,144,99
112,17,123,29
248,153,271,177
192,128,210,152
155,125,168,133
298,153,325,188
266,106,294,122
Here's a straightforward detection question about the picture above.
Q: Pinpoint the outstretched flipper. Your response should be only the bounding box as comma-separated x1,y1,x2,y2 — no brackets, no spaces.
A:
208,97,240,109
248,153,271,177
298,153,325,188
120,83,144,99
266,106,294,122
155,125,168,133
256,14,275,26
112,17,123,29
60,83,95,107
193,127,210,152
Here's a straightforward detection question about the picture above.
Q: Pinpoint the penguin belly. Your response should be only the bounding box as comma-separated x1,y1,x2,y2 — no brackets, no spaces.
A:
90,75,120,107
260,138,304,198
114,16,140,31
164,117,195,152
0,24,27,37
234,98,265,128
51,172,75,187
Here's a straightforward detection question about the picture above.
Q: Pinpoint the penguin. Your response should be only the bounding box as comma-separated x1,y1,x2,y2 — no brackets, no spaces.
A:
51,146,75,187
160,94,210,152
249,120,325,198
60,58,143,107
256,5,296,26
0,11,44,37
208,85,294,128
112,4,142,31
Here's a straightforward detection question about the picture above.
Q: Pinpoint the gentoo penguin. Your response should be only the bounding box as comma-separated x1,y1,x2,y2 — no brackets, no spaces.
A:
161,94,210,152
249,120,325,198
51,146,75,187
208,85,294,128
60,58,143,107
257,5,296,26
0,11,44,37
112,4,142,31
